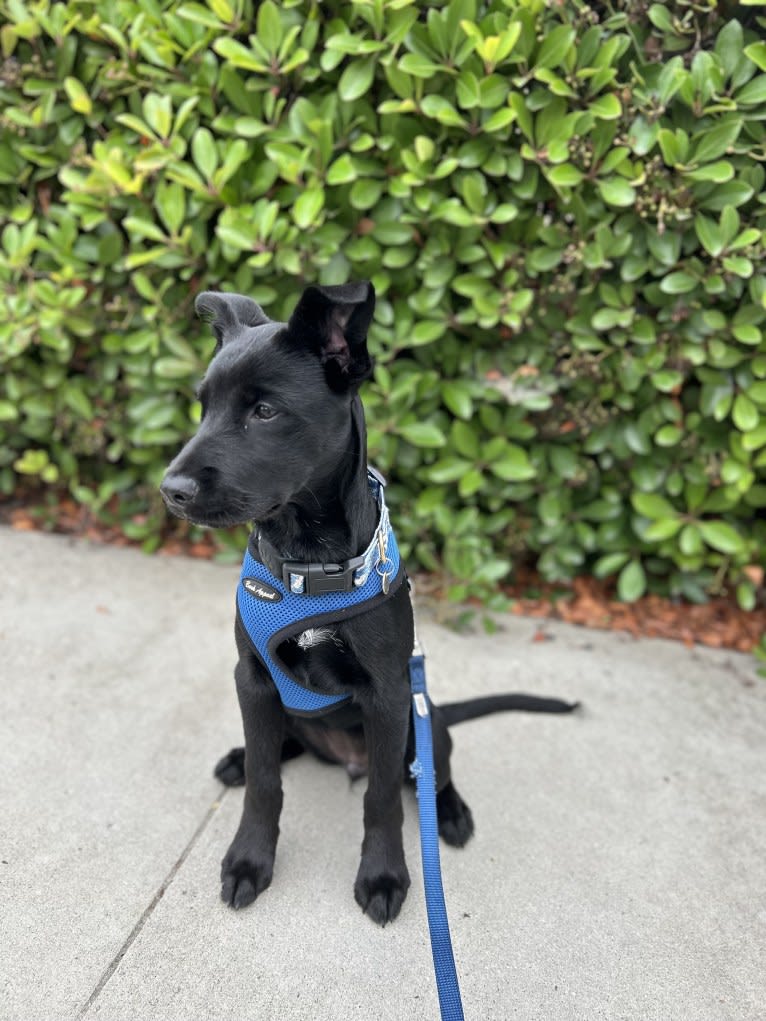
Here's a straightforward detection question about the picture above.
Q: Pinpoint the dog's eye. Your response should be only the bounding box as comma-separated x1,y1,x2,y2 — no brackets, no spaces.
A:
252,403,277,421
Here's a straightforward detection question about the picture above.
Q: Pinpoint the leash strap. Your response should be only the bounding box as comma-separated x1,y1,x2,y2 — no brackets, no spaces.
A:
409,652,465,1021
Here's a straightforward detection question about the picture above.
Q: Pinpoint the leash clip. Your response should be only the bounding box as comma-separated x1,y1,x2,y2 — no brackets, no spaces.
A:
376,530,393,594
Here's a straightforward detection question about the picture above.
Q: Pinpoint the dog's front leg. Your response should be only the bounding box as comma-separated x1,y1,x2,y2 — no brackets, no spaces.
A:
354,683,411,925
221,645,285,910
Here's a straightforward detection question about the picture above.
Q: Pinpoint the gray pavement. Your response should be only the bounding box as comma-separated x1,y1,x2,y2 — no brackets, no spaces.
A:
1,526,764,1021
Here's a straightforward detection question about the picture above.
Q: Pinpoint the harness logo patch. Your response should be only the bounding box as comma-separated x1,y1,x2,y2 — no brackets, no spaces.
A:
243,578,283,603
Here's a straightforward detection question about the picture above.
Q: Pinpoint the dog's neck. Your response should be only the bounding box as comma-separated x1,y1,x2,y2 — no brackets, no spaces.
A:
255,398,379,567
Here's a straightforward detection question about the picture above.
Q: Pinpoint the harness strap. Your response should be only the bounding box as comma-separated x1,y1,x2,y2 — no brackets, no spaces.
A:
237,467,402,717
409,652,465,1021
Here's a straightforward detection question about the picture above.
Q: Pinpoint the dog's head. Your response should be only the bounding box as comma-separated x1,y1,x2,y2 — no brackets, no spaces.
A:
160,281,375,527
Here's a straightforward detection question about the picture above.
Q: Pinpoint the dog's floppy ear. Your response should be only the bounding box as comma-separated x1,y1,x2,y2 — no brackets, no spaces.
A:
285,281,375,392
195,291,270,351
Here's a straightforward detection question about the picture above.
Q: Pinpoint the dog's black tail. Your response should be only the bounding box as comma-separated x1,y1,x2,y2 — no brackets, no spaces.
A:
439,694,579,727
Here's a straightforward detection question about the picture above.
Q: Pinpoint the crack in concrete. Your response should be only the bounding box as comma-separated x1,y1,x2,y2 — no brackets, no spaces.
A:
76,789,228,1019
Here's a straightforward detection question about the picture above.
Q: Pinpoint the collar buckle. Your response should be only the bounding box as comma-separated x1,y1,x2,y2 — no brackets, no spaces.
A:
282,556,366,596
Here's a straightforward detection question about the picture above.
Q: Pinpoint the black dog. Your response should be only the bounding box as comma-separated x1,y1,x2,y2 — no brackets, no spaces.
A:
160,282,576,925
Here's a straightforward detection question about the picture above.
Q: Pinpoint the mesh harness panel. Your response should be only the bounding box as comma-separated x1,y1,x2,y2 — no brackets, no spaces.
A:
236,476,403,717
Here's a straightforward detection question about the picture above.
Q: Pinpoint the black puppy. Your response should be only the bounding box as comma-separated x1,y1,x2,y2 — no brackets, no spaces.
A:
161,281,576,925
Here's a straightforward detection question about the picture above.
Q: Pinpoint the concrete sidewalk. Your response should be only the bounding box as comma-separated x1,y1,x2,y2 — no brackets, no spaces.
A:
1,526,764,1021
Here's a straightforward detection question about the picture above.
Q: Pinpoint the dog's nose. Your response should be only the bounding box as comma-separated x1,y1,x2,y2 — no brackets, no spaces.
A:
160,474,199,507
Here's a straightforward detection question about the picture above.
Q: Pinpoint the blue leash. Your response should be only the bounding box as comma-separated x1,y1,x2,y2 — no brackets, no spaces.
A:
409,649,465,1021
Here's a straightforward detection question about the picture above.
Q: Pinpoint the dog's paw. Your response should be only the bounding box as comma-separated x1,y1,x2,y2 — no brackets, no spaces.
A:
220,856,273,910
437,782,475,847
354,869,410,926
214,747,245,786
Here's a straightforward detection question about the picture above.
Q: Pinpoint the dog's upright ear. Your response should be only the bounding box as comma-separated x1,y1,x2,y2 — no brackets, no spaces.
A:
285,281,375,392
195,291,270,352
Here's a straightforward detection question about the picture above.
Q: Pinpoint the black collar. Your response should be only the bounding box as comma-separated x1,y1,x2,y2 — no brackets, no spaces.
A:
251,532,367,596
250,465,390,598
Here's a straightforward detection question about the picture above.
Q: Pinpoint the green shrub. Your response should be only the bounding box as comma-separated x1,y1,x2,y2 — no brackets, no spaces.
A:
1,0,765,611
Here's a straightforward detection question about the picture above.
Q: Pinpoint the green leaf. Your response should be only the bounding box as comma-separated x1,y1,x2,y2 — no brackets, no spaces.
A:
177,3,226,29
592,308,627,331
655,425,683,446
456,71,481,109
747,382,766,406
679,525,703,556
698,521,745,555
489,445,536,481
214,37,269,72
589,94,621,120
651,369,683,392
658,129,680,166
338,58,376,102
292,187,324,229
660,271,697,294
459,468,484,497
442,382,473,419
536,25,575,69
744,42,766,72
548,164,583,187
63,385,94,420
421,95,466,127
742,425,766,452
632,493,678,519
192,127,218,180
154,180,185,235
648,3,673,31
398,422,447,447
684,161,733,183
326,154,357,185
722,255,753,278
715,19,743,77
736,75,766,105
399,53,443,77
694,214,724,257
597,178,635,206
645,518,682,541
428,458,471,483
732,393,759,431
256,0,282,53
618,560,646,602
483,107,515,133
143,93,172,139
411,320,444,346
14,449,51,475
691,120,742,165
629,116,659,156
737,582,756,612
215,138,250,187
593,552,630,578
64,77,92,115
154,357,198,379
349,179,383,210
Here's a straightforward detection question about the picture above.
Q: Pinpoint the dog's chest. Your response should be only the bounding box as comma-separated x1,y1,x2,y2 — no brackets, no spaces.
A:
295,627,338,650
278,629,366,697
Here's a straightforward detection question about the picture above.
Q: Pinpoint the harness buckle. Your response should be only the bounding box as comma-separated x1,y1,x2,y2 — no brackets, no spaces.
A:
282,556,366,596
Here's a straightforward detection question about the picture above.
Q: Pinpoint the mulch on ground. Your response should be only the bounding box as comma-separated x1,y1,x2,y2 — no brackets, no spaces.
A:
504,571,765,654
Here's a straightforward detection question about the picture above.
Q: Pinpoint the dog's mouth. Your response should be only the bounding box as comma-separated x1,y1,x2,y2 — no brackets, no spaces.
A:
177,507,252,528
162,496,282,529
160,470,286,527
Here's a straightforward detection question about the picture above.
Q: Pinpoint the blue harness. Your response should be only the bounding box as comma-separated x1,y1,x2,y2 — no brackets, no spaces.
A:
236,471,403,716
